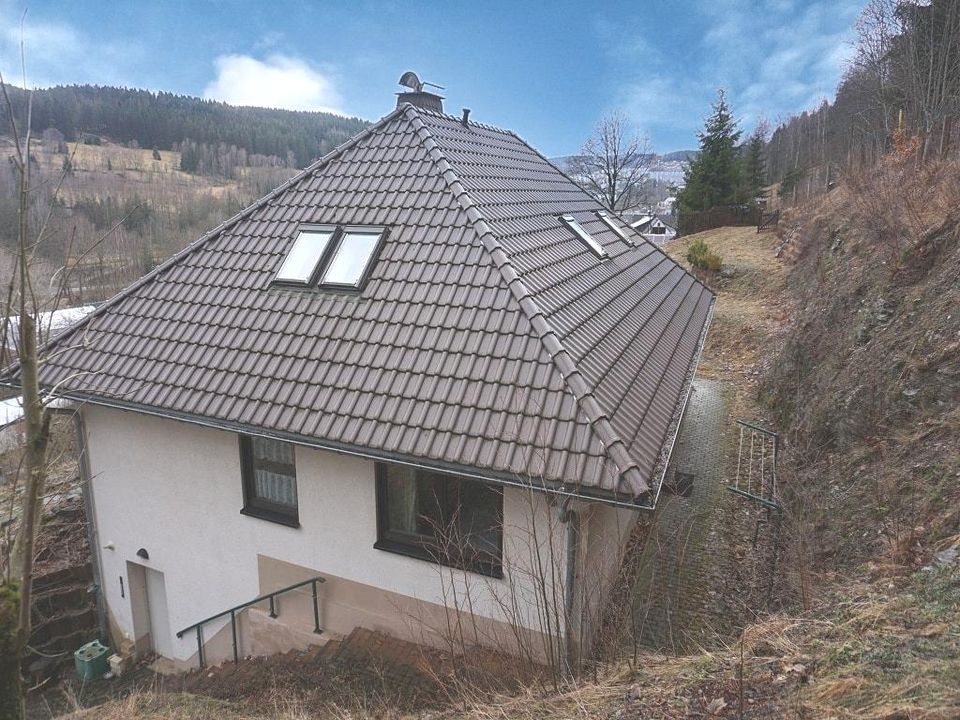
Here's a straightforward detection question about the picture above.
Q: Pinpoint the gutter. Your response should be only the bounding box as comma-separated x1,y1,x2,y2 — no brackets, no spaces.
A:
0,383,655,511
642,296,716,510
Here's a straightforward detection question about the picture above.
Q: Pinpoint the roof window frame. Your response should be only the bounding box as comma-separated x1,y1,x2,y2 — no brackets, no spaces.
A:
560,214,608,259
272,223,388,293
595,210,634,245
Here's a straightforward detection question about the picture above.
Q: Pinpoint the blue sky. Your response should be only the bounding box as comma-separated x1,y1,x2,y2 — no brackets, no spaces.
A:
0,0,864,155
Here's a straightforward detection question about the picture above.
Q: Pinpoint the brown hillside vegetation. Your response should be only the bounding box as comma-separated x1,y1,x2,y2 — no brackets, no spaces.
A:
766,153,960,575
0,134,295,307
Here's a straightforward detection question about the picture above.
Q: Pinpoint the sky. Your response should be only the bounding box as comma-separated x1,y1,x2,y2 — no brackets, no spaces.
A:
0,0,864,156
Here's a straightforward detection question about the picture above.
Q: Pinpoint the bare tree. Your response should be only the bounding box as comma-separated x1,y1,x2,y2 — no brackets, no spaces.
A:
894,0,960,135
853,0,899,139
568,111,653,212
0,69,53,720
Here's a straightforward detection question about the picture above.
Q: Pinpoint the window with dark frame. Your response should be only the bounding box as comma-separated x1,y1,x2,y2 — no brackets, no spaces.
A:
273,225,386,291
375,464,503,578
239,435,300,527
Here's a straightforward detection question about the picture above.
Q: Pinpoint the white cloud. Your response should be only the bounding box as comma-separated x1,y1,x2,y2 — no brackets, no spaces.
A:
203,54,343,114
604,0,862,148
0,5,142,88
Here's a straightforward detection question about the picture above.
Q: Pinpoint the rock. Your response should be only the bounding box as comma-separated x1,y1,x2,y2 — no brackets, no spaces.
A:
705,697,727,715
934,546,958,566
720,265,736,279
874,298,895,323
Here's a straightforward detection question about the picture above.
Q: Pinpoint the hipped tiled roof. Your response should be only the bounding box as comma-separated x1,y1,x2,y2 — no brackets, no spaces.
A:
28,104,713,502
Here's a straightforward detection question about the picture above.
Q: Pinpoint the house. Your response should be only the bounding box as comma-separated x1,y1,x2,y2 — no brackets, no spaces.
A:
657,196,677,215
5,77,713,671
0,396,25,453
3,304,97,351
629,215,677,245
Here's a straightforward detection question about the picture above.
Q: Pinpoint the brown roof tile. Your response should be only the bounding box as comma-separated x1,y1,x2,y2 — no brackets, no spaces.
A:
24,103,712,503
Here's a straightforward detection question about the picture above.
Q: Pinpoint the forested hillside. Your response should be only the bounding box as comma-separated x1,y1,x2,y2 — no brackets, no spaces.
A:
0,85,372,311
0,85,368,168
765,0,959,197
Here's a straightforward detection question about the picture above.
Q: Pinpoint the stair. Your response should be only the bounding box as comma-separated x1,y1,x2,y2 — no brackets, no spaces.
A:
29,575,97,676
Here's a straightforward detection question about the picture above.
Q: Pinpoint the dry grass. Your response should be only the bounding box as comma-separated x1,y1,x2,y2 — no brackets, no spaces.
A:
663,226,790,425
439,561,959,720
68,693,256,720
68,569,960,720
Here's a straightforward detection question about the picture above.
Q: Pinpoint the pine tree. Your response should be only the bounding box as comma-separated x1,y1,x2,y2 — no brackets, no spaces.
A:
742,121,768,202
678,89,743,213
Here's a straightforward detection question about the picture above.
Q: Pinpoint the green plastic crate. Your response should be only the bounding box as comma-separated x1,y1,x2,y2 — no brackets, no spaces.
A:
74,640,109,681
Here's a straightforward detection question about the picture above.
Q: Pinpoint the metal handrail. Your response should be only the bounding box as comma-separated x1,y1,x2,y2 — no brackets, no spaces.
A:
176,575,325,667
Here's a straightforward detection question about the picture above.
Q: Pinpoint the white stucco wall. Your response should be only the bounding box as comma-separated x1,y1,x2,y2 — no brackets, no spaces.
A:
83,405,591,663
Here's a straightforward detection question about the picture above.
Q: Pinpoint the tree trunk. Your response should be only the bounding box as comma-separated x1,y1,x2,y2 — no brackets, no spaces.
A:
3,77,53,720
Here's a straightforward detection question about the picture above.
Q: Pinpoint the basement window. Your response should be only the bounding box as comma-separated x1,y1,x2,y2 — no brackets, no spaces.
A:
596,210,632,244
274,225,386,290
560,214,607,258
374,463,503,578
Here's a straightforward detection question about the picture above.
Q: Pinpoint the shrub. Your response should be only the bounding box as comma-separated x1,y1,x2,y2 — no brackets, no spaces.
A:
0,583,20,719
686,238,723,272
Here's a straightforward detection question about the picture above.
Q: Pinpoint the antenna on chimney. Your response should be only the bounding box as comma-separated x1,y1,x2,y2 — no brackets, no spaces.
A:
398,71,445,93
399,71,422,92
396,71,445,112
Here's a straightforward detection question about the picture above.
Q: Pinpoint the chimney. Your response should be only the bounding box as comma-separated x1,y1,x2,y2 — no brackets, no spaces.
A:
396,90,444,113
395,71,444,113
461,108,471,126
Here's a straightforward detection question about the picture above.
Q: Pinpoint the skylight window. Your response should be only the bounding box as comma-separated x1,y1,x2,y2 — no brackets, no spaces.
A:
560,215,607,258
321,231,382,286
274,225,385,290
276,229,334,283
596,210,632,244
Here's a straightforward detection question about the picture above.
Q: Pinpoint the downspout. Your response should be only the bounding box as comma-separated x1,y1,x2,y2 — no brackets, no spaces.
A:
74,411,108,644
558,498,580,677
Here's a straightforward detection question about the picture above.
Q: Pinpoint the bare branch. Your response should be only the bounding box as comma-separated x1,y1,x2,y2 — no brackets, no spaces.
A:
567,111,653,212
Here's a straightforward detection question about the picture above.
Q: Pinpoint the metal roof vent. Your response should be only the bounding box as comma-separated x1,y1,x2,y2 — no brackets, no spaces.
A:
396,71,445,113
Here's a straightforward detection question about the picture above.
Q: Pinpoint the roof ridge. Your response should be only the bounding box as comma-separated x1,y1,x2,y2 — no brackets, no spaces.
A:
402,104,649,498
399,103,515,135
32,108,405,359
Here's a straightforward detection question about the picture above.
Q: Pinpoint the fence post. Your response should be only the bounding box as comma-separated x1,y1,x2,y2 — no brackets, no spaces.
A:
311,580,322,634
230,609,239,663
196,626,205,668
